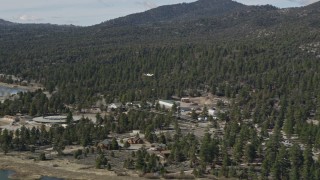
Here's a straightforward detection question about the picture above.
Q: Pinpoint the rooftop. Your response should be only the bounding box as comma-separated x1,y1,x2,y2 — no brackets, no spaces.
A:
33,115,82,123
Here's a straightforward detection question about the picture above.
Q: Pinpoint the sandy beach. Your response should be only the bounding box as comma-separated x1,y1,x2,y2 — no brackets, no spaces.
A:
0,152,139,180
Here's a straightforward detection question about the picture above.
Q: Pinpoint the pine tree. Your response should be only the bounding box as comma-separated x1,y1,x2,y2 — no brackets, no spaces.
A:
191,109,198,120
66,111,73,124
1,129,11,154
200,133,218,163
29,102,37,116
271,145,289,179
111,138,119,150
289,144,303,180
39,152,46,161
135,150,145,170
244,143,256,163
233,138,243,164
302,143,313,180
283,118,294,136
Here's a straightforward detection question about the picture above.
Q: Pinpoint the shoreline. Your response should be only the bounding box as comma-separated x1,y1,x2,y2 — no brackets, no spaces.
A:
0,153,139,180
0,82,42,92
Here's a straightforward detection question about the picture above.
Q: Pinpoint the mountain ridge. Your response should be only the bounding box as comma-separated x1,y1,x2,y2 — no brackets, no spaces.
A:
1,0,320,47
0,19,14,25
1,0,319,27
98,0,254,27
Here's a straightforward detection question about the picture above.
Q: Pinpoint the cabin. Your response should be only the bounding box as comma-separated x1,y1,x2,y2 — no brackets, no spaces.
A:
150,144,167,151
90,106,101,113
80,107,101,113
180,107,191,112
181,97,191,103
127,137,144,144
2,115,19,122
98,139,112,150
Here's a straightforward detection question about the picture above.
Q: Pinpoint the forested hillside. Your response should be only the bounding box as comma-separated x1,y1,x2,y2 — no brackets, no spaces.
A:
1,0,320,178
1,0,320,105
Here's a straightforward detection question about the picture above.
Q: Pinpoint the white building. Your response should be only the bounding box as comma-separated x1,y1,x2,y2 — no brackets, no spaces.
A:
208,108,217,116
158,100,179,109
108,103,123,110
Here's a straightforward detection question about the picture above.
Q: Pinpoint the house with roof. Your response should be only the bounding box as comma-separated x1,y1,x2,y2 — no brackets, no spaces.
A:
98,139,112,150
127,137,144,144
181,97,191,103
150,143,167,151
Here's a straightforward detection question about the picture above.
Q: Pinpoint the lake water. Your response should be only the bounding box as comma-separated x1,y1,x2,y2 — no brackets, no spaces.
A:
0,170,14,180
0,170,64,180
0,85,26,97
